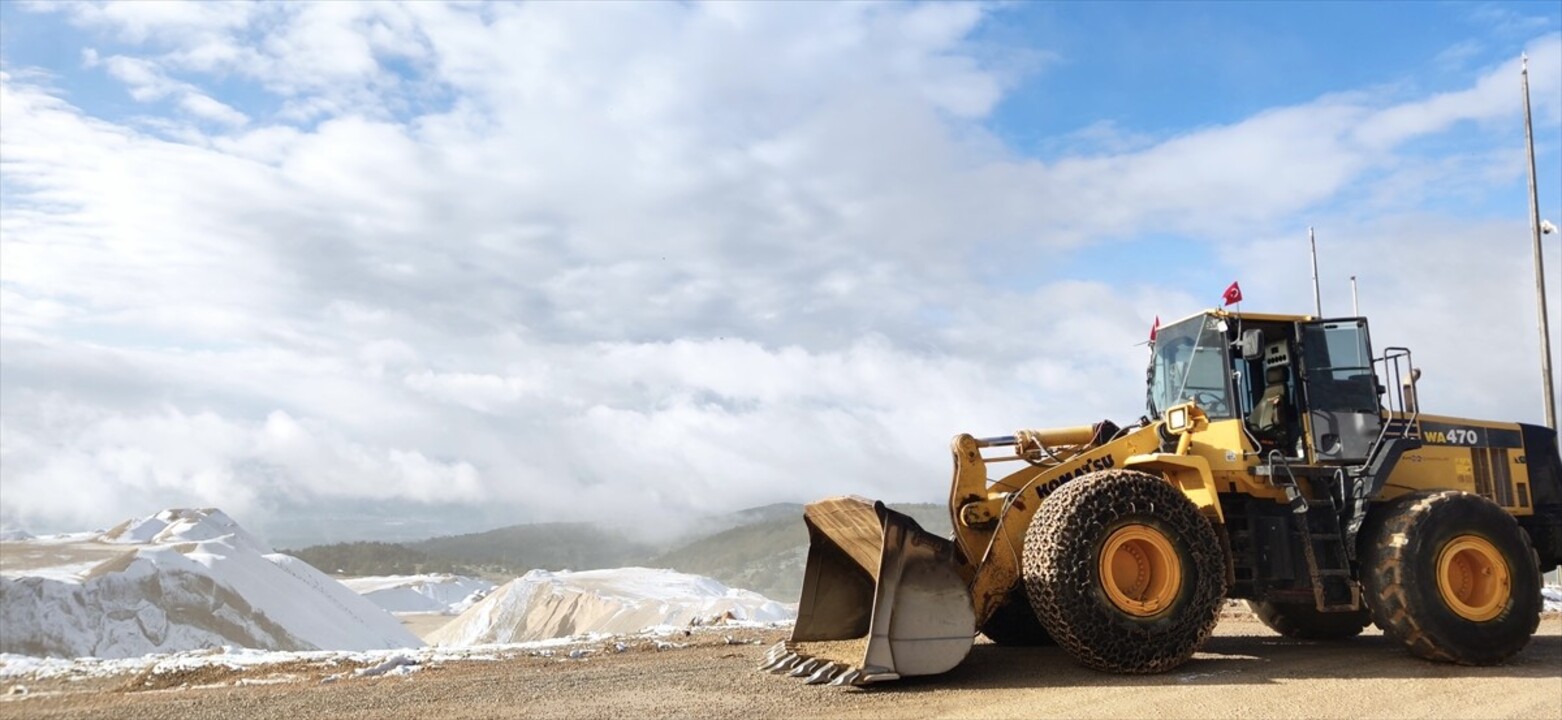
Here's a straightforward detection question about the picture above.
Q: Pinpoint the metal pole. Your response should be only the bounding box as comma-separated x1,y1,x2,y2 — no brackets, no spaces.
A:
1309,227,1322,317
1523,54,1556,429
1351,276,1359,316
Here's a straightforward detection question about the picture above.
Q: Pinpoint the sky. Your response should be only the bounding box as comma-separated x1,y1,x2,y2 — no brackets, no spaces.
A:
1,1,1560,546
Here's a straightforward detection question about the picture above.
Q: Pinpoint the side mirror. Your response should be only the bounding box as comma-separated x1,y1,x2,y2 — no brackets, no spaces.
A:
1239,329,1264,360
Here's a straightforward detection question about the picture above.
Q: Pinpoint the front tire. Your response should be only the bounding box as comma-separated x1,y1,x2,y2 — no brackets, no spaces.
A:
1362,491,1542,665
1022,470,1227,674
1247,600,1370,640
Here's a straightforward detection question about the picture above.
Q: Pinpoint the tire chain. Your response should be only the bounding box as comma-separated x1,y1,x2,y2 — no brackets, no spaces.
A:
1022,469,1226,674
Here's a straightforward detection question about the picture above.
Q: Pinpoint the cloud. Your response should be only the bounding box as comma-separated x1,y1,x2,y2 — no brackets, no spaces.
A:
2,4,1559,539
94,54,250,126
0,396,483,531
1356,39,1561,149
1433,39,1485,72
1469,4,1557,38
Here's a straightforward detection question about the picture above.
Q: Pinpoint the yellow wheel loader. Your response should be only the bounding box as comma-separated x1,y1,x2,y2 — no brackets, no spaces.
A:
761,310,1562,686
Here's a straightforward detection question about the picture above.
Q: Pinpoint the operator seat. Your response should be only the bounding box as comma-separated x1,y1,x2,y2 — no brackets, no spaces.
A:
1252,366,1290,439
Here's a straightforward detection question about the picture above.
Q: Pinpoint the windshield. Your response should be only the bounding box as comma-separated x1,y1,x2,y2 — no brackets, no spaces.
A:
1147,315,1235,419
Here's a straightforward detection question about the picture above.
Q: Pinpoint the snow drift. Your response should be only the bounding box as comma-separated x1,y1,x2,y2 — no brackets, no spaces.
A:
426,567,794,646
0,509,421,658
341,574,495,614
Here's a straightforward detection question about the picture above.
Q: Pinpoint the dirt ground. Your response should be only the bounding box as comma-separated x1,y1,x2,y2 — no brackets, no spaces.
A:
3,615,1559,720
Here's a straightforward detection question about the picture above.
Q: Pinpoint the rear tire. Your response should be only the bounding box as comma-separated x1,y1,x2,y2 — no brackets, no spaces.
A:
1022,470,1227,674
980,589,1054,646
1362,491,1542,665
1247,600,1370,640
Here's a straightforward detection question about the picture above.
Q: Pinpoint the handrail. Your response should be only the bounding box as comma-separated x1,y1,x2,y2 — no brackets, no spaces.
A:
1364,347,1417,470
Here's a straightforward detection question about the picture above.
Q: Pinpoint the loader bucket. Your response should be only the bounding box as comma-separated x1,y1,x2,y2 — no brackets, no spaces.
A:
761,496,975,685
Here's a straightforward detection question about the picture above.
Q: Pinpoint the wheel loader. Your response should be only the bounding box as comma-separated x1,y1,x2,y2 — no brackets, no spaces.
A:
761,309,1562,686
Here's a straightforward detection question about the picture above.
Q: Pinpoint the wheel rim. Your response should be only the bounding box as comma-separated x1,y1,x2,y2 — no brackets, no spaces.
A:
1435,535,1510,622
1098,524,1182,617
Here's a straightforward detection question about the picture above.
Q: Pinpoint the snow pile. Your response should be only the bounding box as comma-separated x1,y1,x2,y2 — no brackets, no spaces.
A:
340,574,496,614
1544,585,1562,612
100,509,265,549
0,509,421,659
426,567,795,646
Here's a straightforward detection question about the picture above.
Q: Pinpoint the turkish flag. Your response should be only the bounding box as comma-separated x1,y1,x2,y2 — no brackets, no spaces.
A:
1149,315,1160,342
1222,281,1243,306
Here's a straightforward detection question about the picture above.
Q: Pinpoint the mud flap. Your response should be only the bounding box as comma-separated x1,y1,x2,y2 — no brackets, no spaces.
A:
780,496,975,685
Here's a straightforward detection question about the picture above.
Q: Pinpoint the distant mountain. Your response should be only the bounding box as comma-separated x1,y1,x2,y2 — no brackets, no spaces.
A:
704,502,807,527
282,541,478,577
651,502,804,552
409,522,655,575
651,503,950,601
256,498,535,549
286,502,951,602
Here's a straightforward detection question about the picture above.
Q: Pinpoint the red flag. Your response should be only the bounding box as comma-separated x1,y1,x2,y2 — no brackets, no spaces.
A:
1222,281,1243,306
1149,315,1160,342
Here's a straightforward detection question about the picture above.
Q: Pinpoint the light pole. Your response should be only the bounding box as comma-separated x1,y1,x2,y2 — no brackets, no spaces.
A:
1522,54,1556,429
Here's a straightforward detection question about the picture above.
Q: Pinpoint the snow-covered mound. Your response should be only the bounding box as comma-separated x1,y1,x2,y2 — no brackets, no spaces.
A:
101,509,268,549
426,567,794,646
0,509,421,659
341,574,496,614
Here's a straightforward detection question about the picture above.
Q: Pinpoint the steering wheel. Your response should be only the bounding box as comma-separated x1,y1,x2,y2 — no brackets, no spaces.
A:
1191,391,1228,416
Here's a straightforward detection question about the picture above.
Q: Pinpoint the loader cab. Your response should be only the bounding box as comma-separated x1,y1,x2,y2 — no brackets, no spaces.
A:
1148,312,1385,464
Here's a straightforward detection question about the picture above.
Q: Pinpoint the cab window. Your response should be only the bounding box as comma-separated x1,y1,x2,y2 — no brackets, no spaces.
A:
1148,316,1235,419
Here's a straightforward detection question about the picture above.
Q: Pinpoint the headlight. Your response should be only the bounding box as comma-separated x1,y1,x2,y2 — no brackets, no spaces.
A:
1167,407,1189,433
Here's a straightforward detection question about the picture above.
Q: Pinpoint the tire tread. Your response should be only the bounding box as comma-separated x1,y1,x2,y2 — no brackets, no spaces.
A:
1362,491,1541,665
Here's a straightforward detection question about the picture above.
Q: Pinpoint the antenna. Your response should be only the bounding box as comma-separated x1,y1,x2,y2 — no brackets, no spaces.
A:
1309,227,1322,317
1351,275,1359,316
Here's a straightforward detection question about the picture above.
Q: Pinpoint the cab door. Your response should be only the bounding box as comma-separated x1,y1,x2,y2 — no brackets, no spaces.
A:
1298,319,1383,463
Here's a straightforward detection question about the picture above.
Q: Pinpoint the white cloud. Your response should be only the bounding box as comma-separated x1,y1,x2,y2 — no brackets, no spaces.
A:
1356,38,1561,149
50,0,260,45
0,398,483,531
97,54,249,126
1,4,1559,539
177,93,248,126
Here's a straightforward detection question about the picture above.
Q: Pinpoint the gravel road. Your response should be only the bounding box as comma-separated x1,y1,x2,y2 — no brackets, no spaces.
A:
4,616,1559,720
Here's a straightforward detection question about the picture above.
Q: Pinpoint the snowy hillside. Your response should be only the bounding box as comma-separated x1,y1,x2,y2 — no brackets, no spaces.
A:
427,567,794,646
0,509,421,659
341,574,495,614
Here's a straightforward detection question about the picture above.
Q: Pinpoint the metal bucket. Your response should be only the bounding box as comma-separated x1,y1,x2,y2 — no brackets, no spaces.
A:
762,496,975,685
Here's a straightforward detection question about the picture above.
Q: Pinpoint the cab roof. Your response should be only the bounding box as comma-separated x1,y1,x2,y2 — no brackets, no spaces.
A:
1164,309,1321,327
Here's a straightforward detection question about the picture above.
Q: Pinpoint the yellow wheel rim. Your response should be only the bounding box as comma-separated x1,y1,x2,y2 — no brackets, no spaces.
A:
1099,524,1183,617
1435,535,1510,622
